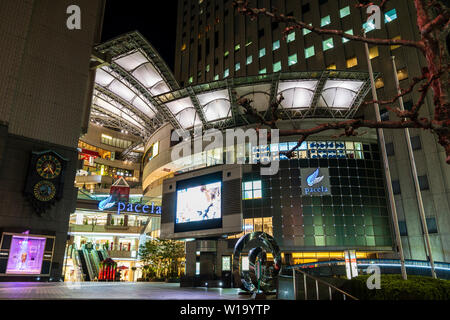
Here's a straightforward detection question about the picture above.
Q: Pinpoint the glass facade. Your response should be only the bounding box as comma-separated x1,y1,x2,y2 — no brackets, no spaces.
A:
242,154,393,250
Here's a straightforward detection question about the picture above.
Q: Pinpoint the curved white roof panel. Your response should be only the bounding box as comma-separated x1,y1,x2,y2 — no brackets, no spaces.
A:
91,32,374,139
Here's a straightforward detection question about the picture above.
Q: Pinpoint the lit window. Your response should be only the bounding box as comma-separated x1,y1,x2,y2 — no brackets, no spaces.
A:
397,68,408,81
305,45,315,59
327,64,336,70
243,180,262,200
321,15,331,27
340,6,350,18
259,68,266,74
235,44,240,51
346,56,358,68
214,74,219,80
391,35,401,50
188,76,193,84
224,68,229,78
363,21,376,33
375,77,384,89
369,46,379,59
287,32,295,43
288,53,298,66
343,29,353,43
272,40,280,51
385,9,398,23
303,23,312,35
245,40,252,47
181,43,187,51
206,64,210,72
235,62,241,71
273,61,281,72
323,38,334,51
224,51,229,57
259,48,266,58
246,55,253,65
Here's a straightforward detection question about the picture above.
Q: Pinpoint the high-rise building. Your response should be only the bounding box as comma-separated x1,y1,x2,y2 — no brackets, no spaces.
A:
174,0,450,263
0,0,106,281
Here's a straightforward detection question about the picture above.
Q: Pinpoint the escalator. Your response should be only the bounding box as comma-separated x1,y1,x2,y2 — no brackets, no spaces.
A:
78,249,94,281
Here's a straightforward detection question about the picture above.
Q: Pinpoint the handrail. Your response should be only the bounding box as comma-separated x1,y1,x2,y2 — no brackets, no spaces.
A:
292,267,358,300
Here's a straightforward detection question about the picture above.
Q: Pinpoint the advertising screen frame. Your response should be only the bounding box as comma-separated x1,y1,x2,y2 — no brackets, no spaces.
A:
0,232,55,277
174,172,223,233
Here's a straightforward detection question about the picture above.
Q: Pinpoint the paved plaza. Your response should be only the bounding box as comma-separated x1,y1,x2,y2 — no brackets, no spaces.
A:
0,282,249,300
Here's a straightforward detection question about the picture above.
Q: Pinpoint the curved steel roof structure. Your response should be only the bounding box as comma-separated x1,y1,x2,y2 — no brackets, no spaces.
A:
91,31,374,141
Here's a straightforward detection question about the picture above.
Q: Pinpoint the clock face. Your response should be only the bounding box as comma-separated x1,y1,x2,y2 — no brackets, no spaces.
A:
33,181,56,202
36,155,62,179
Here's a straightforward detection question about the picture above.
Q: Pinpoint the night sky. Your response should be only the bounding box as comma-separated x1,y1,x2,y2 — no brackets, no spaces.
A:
101,1,178,71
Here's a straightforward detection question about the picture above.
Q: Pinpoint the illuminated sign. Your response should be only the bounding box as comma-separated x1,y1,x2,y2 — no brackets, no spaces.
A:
98,198,161,215
301,168,331,196
6,236,46,275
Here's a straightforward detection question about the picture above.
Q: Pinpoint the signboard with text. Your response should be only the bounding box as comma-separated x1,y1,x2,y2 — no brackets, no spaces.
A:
301,168,331,196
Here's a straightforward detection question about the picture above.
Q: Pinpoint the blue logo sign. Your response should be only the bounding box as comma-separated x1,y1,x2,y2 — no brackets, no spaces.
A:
304,168,329,195
98,198,161,215
307,168,324,187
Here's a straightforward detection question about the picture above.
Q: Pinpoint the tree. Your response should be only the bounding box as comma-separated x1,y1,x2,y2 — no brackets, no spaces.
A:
233,0,450,162
138,238,185,280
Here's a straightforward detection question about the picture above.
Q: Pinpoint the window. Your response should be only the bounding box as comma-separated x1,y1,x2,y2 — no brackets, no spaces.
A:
363,21,376,33
323,38,334,51
305,45,315,59
381,108,390,120
418,175,430,190
214,74,219,80
259,47,266,58
188,76,193,84
206,64,210,72
259,68,266,74
391,35,401,50
375,77,385,89
246,55,253,65
287,32,295,43
369,46,379,59
410,136,422,150
235,62,241,71
426,218,438,234
392,180,401,195
224,68,229,78
288,53,298,66
224,51,229,57
343,29,353,43
340,6,350,18
346,56,358,68
303,23,312,35
181,43,187,51
399,221,408,236
397,68,408,81
321,15,331,27
385,142,395,156
273,61,281,72
385,9,398,23
272,40,280,51
243,180,262,200
327,63,336,70
235,44,240,51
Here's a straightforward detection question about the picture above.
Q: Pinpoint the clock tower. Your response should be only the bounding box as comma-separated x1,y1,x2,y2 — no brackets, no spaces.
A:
24,151,69,215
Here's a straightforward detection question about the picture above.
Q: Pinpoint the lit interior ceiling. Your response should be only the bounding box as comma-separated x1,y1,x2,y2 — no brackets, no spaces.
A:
91,32,373,139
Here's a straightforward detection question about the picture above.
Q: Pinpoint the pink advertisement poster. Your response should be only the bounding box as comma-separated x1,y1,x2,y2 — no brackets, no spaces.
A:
6,235,46,275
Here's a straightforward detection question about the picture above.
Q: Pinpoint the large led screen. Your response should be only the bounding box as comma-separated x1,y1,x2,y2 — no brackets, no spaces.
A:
6,236,46,275
176,181,222,224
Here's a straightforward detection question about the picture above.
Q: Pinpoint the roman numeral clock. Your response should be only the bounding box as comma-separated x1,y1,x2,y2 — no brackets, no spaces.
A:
24,151,68,215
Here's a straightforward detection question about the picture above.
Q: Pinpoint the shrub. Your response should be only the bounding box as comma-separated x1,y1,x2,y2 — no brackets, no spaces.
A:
341,274,450,300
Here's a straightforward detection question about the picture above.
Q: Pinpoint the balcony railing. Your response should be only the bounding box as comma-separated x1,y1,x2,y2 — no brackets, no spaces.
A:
69,224,145,235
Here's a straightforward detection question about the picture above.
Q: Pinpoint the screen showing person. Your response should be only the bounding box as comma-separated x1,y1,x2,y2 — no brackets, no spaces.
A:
6,236,46,275
176,181,222,224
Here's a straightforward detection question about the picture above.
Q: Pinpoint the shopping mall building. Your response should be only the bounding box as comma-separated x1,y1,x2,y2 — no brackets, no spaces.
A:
1,0,448,283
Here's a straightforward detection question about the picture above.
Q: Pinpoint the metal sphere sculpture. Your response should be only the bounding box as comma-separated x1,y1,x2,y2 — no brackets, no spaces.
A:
232,232,282,293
